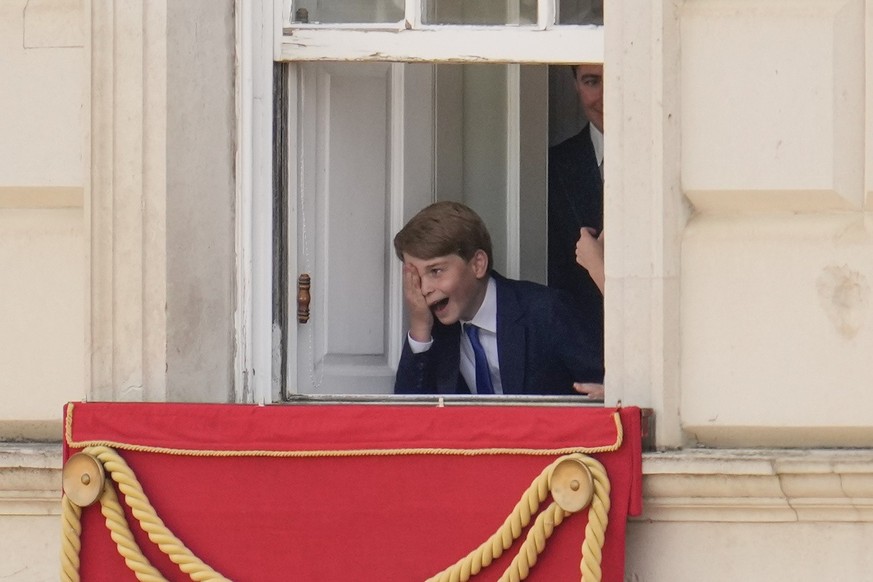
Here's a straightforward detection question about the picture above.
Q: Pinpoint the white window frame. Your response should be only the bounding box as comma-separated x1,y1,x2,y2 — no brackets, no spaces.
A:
236,0,605,405
236,0,697,451
276,0,603,63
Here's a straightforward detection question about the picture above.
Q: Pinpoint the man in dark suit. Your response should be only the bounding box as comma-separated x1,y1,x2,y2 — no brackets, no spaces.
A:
548,63,605,397
393,201,603,396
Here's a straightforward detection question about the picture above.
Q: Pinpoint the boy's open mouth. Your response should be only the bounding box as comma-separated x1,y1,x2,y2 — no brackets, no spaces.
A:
430,298,449,314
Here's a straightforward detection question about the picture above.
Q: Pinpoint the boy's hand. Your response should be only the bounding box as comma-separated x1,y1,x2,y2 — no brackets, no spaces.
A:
573,382,604,401
403,263,434,342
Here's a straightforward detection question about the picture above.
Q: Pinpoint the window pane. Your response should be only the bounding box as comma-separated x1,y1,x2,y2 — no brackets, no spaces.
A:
558,0,603,25
292,0,403,24
423,0,537,25
435,64,509,267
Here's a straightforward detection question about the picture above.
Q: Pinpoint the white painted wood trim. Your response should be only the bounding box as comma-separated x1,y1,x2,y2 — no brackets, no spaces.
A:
274,0,289,58
538,0,557,27
235,0,255,403
505,64,521,279
235,0,275,404
285,63,300,399
277,27,603,63
388,63,407,373
252,0,276,405
406,0,421,28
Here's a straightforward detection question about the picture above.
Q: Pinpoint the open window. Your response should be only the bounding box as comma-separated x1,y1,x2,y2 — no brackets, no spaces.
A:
275,0,603,399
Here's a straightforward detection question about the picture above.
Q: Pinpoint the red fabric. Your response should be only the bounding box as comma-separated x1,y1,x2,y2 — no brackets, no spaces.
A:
64,403,642,582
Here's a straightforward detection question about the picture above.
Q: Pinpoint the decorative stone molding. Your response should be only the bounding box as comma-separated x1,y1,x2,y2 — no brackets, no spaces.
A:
23,0,84,48
604,0,686,447
0,444,62,516
85,1,236,403
639,449,873,523
4,447,870,523
86,0,168,402
681,0,865,211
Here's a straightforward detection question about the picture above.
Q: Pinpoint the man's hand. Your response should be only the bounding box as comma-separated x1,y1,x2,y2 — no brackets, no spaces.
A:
575,227,605,294
573,382,604,401
403,262,434,342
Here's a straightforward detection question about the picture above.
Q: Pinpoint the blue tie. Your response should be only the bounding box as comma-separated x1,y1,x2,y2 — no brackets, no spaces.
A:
464,323,494,395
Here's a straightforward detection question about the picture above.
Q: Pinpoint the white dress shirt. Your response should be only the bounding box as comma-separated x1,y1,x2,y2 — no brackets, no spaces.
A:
589,123,604,180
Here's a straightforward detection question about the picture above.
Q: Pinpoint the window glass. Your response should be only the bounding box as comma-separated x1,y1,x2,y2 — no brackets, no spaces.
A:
291,0,403,24
423,0,537,26
435,64,509,270
558,0,603,25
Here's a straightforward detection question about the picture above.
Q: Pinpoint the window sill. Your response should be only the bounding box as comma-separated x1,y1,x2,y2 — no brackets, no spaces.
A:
639,448,873,523
0,442,62,516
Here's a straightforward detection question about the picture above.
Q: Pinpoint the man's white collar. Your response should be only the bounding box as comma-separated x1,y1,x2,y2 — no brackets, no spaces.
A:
589,123,604,168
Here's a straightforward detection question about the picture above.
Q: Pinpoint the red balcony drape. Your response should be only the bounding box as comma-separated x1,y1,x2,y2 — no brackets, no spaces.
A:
64,402,642,581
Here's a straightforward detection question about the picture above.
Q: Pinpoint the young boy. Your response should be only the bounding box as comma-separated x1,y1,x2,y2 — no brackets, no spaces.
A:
393,201,604,397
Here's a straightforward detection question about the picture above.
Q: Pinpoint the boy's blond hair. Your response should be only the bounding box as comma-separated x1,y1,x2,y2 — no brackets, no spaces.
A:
393,201,493,271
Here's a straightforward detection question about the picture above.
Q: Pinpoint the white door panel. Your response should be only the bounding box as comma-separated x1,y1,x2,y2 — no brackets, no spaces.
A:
293,62,433,394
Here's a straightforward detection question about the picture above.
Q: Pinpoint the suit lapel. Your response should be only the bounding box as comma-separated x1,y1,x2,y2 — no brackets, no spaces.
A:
563,124,603,232
494,275,526,394
582,124,604,231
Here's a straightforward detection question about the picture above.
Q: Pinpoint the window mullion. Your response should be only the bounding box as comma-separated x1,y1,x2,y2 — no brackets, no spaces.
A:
277,28,603,63
405,0,421,27
538,0,556,29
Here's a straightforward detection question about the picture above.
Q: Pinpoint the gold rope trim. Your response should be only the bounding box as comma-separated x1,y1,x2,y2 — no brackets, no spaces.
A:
61,446,231,582
426,453,611,582
64,402,624,458
96,479,165,581
60,496,82,582
580,458,611,582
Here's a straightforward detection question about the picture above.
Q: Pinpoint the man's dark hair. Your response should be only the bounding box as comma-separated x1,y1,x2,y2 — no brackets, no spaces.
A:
393,201,493,272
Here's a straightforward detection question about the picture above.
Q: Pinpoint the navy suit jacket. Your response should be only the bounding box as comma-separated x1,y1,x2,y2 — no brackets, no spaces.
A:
548,124,604,358
393,273,604,395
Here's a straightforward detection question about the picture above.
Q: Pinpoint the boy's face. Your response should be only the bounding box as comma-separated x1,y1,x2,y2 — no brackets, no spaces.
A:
403,250,489,325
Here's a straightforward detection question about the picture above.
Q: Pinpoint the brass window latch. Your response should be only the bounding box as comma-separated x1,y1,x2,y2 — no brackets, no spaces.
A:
297,274,311,324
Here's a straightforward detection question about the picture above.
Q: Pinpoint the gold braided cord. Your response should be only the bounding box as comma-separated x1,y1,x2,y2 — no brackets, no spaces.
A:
97,479,166,581
426,456,564,582
64,402,624,458
498,502,568,582
62,487,164,582
60,495,82,582
62,446,232,582
426,453,611,582
580,456,611,582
